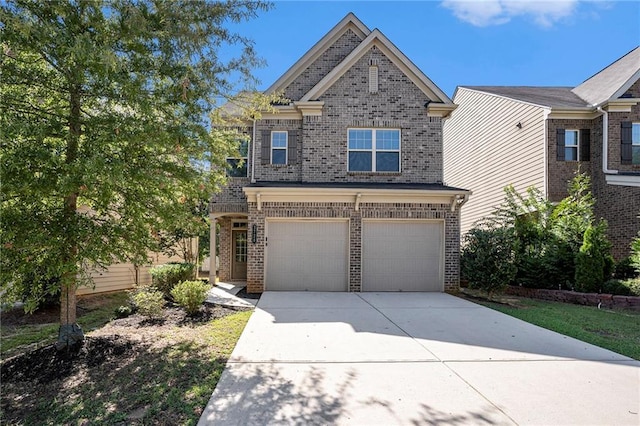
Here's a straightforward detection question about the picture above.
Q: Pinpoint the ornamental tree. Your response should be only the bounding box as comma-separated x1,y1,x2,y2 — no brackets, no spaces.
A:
0,0,275,350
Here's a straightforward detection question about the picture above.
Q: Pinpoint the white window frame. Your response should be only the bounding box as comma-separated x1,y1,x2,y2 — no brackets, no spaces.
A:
347,128,401,172
226,140,249,177
271,131,288,165
564,129,579,162
632,123,640,165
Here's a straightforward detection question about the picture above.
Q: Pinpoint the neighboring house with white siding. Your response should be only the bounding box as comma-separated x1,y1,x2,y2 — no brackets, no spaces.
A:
77,251,183,295
443,47,640,259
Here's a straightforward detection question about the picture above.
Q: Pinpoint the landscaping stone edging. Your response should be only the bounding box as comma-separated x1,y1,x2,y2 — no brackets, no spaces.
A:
504,286,640,311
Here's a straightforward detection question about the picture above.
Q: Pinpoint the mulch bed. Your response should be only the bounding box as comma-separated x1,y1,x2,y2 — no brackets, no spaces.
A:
1,304,244,385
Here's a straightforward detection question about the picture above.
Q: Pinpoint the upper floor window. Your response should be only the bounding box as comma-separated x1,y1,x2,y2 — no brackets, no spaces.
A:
556,128,589,162
271,131,288,165
621,122,640,165
226,140,248,177
348,129,400,172
564,130,579,161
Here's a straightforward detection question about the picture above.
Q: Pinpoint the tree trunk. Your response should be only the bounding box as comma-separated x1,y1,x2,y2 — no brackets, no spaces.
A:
56,85,84,351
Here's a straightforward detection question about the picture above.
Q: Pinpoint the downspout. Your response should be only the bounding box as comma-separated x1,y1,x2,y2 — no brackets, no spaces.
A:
596,106,618,175
251,118,257,183
543,109,549,198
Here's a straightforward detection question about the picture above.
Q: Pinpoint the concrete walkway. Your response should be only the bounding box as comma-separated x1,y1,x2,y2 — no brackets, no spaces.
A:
205,282,257,308
199,292,640,425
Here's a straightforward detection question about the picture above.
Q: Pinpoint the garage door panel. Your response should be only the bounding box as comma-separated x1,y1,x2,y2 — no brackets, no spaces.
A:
363,221,443,292
266,221,348,291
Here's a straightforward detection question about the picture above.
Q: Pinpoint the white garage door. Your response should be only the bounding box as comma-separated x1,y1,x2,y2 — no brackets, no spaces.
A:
266,220,348,291
363,221,443,292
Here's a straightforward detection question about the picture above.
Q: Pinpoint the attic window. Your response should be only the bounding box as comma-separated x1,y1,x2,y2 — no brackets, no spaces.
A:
369,65,378,93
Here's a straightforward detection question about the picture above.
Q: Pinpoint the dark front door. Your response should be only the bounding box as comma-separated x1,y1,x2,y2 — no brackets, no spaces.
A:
231,230,247,280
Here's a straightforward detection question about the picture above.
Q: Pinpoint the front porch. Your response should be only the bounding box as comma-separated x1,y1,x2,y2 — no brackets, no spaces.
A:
209,212,249,284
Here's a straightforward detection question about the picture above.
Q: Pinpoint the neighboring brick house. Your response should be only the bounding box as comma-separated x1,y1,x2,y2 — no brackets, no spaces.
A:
210,13,470,293
443,47,640,259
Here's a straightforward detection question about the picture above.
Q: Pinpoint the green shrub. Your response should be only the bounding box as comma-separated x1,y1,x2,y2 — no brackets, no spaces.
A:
114,305,134,318
461,227,516,295
149,262,195,298
626,278,640,296
631,236,640,274
614,257,638,280
602,279,631,296
575,221,614,293
132,288,165,318
171,280,210,315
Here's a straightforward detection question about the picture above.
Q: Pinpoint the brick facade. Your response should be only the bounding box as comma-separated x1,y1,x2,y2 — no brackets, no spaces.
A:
210,16,466,292
547,119,594,202
246,202,460,293
547,94,640,259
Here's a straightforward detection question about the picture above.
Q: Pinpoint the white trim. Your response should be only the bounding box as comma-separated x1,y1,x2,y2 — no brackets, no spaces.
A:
244,186,471,208
270,130,288,165
563,129,580,162
610,69,640,101
301,29,452,103
543,109,549,198
605,174,640,187
347,128,401,173
265,13,370,94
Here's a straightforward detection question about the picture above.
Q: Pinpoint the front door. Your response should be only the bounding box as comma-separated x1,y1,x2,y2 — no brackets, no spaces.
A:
231,230,247,280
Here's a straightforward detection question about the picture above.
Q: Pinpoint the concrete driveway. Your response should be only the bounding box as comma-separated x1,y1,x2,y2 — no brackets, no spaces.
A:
199,292,640,425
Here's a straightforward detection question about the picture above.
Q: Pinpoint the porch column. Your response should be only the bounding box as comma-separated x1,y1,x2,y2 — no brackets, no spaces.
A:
210,214,218,284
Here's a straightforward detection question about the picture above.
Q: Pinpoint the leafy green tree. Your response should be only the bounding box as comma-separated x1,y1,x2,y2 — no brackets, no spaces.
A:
461,226,517,296
0,0,274,350
575,221,614,293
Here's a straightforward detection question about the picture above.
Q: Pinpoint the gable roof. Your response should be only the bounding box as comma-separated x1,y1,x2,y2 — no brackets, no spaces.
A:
460,86,589,108
572,46,640,106
300,28,452,104
265,13,370,95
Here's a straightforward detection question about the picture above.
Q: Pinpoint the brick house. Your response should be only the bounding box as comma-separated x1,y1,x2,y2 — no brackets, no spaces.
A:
210,13,470,293
443,47,640,259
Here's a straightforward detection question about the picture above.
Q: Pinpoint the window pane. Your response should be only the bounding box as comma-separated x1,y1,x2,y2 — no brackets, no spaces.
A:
376,130,400,150
348,129,372,150
633,123,640,144
376,152,400,171
633,146,640,165
565,130,578,147
349,151,372,171
272,149,286,165
226,159,247,177
565,146,577,161
272,132,287,148
238,140,249,157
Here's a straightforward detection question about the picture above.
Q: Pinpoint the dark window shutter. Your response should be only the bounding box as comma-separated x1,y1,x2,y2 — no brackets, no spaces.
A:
261,130,271,165
621,121,633,165
579,129,590,161
556,128,565,161
288,130,298,164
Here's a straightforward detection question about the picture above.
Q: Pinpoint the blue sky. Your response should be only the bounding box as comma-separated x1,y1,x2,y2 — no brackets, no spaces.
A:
232,0,639,98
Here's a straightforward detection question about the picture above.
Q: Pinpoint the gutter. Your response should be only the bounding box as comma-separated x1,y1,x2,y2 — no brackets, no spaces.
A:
596,106,618,175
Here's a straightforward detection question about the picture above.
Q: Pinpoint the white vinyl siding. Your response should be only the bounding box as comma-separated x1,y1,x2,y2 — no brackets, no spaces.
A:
266,220,348,291
443,88,546,236
78,250,188,295
362,221,443,292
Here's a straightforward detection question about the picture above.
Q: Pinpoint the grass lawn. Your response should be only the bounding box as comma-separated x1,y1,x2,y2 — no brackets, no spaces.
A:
1,292,252,425
463,290,640,360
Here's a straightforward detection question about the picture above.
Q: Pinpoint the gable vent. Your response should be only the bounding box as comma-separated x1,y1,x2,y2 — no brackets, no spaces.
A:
369,65,379,94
